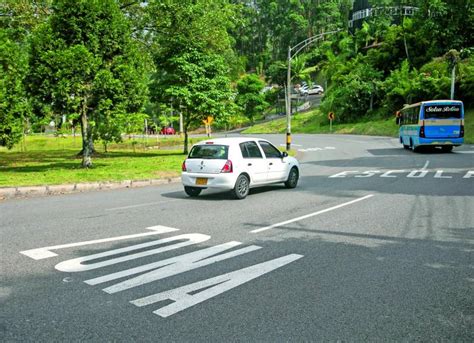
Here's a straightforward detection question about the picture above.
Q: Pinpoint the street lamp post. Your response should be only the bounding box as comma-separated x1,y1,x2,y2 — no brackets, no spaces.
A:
286,46,292,151
286,30,341,151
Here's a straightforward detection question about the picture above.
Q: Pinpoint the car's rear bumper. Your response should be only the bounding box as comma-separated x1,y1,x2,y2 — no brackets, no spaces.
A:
181,172,237,190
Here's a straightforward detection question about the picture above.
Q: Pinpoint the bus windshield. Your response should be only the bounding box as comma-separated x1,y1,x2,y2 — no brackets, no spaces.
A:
423,104,462,119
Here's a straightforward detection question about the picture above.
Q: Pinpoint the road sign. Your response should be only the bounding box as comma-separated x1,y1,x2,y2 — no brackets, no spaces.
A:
203,116,214,125
328,112,335,132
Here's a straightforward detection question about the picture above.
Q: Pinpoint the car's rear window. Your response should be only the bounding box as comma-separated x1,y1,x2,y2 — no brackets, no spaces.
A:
188,145,229,159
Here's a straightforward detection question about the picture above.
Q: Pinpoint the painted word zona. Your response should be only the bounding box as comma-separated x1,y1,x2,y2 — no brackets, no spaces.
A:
329,170,474,179
20,226,303,318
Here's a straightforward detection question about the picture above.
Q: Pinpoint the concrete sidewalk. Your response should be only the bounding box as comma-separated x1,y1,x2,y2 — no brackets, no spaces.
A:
0,177,181,200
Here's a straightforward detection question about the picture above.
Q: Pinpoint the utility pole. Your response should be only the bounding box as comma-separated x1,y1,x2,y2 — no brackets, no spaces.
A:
286,46,292,151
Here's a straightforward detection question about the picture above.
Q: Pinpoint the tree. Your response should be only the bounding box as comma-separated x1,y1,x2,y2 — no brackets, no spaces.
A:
147,0,235,154
27,0,147,167
0,0,52,149
235,74,268,123
321,55,383,122
0,29,30,148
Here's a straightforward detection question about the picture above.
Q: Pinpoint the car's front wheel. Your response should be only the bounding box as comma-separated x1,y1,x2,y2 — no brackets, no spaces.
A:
184,186,202,197
285,167,299,188
232,174,250,199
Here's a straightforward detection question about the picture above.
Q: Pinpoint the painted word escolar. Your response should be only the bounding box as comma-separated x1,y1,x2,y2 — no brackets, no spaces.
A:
329,170,474,179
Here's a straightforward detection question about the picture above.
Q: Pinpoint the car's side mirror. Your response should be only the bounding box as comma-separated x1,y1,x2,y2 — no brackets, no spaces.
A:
281,151,288,158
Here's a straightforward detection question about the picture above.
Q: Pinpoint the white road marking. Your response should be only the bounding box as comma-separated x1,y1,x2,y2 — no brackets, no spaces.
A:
407,170,429,178
298,146,336,152
329,170,474,179
355,171,381,178
106,199,180,211
99,243,262,294
434,170,452,179
329,171,360,178
457,151,474,154
464,171,474,178
55,233,210,272
130,254,303,318
20,226,178,260
422,160,430,170
251,194,374,233
380,170,407,178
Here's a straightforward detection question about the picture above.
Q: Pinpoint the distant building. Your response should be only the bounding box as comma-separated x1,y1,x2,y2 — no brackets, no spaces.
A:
349,0,419,32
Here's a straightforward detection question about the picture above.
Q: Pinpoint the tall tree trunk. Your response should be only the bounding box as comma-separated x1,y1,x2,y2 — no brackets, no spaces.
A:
183,130,189,155
403,35,410,64
183,118,189,155
80,99,93,168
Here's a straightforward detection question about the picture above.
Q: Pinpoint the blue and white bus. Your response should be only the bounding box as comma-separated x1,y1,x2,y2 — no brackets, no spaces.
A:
396,100,464,152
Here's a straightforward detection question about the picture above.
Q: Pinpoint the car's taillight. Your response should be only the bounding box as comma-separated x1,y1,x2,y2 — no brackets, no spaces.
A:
419,125,425,138
460,125,464,138
221,160,233,173
181,160,187,172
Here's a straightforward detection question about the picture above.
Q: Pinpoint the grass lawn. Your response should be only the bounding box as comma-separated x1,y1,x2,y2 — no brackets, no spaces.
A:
244,107,474,143
0,135,202,187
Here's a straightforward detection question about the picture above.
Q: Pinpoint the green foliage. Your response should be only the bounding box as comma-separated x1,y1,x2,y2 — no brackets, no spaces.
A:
27,0,147,167
147,0,235,153
235,74,268,123
321,55,383,122
458,56,474,106
383,60,447,113
0,29,30,148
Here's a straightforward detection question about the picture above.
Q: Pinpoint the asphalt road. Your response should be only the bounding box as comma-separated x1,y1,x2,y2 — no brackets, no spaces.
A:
1,134,473,342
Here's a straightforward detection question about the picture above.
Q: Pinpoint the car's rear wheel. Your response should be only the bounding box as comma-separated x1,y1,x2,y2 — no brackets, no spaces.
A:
184,186,202,197
285,167,299,188
232,174,249,199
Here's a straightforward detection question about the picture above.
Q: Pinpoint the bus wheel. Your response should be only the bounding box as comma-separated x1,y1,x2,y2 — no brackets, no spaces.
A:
410,140,418,152
441,145,453,153
403,143,410,149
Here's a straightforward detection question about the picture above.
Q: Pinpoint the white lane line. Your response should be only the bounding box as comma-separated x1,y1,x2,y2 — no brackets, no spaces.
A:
106,199,179,211
251,194,375,234
280,144,302,147
422,160,430,170
456,151,474,154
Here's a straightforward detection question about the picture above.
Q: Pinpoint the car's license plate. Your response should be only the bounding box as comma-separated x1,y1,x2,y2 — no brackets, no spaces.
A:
196,178,208,185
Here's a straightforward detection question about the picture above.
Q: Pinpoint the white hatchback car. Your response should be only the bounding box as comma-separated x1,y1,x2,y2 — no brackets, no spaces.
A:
181,137,300,199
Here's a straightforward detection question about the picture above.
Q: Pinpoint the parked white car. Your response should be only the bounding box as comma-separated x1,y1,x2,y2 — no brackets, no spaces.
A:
306,84,324,95
181,137,300,199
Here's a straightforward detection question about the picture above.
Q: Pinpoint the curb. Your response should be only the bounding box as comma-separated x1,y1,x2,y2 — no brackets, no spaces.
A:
0,177,181,200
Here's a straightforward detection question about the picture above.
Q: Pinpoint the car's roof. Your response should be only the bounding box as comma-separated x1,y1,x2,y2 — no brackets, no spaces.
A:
195,137,266,146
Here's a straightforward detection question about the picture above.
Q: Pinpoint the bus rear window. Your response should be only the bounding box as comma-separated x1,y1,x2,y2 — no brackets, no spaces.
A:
188,145,228,159
424,105,462,119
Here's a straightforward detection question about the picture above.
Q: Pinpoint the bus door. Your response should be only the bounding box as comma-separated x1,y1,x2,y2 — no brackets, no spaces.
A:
422,104,463,138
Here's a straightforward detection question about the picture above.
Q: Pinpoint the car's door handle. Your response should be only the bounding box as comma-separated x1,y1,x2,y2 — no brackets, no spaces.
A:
248,163,252,166
269,162,273,165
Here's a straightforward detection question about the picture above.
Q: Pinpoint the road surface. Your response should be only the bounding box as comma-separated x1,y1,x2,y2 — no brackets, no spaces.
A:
1,134,473,341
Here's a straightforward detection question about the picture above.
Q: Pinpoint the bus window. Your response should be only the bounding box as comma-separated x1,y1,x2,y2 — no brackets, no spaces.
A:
423,105,462,119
